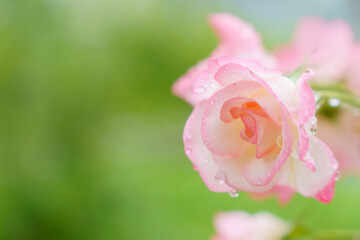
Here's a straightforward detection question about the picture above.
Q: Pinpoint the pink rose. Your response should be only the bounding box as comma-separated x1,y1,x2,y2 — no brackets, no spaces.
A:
275,16,355,84
183,56,338,203
172,13,275,106
212,211,290,240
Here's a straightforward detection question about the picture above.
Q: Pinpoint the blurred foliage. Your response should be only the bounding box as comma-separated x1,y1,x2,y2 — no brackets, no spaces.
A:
0,0,359,240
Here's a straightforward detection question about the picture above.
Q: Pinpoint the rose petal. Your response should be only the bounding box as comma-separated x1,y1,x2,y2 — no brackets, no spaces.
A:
184,100,232,192
208,13,264,56
202,81,263,157
278,136,338,203
242,112,292,186
297,69,317,172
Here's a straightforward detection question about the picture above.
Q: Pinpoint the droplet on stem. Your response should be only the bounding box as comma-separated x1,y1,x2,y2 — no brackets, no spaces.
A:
335,171,341,181
328,98,341,107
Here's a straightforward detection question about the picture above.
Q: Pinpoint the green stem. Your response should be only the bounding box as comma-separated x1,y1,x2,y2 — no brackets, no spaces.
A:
314,90,360,109
310,84,360,110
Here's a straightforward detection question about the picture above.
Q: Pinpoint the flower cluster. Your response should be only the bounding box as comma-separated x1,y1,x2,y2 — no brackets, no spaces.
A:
173,13,360,204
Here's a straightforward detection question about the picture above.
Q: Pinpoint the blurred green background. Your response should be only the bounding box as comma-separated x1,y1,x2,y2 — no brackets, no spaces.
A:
0,0,359,239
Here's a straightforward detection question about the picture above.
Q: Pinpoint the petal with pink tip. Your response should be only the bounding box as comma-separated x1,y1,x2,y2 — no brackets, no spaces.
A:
183,100,232,192
214,63,252,86
172,60,208,106
296,69,317,171
315,173,336,204
208,13,264,57
278,136,338,203
297,69,316,126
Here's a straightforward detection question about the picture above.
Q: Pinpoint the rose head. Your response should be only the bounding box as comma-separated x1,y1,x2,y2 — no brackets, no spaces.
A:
183,56,338,203
212,211,290,240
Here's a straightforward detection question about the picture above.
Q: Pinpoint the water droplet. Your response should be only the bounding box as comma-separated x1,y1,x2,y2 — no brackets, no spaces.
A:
185,148,192,156
210,99,215,104
328,98,341,107
332,162,339,169
203,157,209,164
229,190,239,198
193,86,205,94
335,171,341,181
310,116,317,134
198,150,203,155
215,171,226,184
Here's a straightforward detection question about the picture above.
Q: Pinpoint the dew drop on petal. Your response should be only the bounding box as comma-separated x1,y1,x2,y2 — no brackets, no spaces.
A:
185,148,192,156
229,190,239,198
335,171,341,181
203,157,209,164
193,86,205,94
198,150,203,155
328,98,341,107
215,171,226,184
332,161,339,169
210,99,215,105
